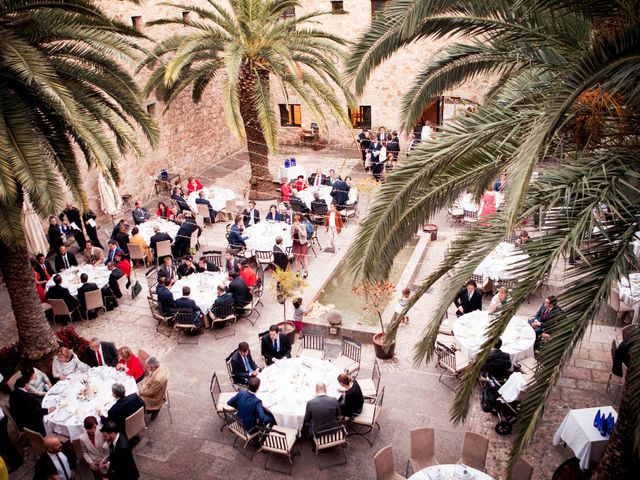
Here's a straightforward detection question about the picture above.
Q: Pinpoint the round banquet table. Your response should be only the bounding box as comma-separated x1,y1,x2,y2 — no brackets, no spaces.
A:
409,464,494,480
618,272,640,323
170,271,228,313
256,356,342,431
187,186,236,213
473,242,529,281
453,311,536,363
42,367,137,440
297,185,333,210
244,221,293,252
137,218,180,247
278,164,306,181
45,265,111,297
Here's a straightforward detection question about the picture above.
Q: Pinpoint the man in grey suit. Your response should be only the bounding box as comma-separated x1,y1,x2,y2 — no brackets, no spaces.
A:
303,382,342,437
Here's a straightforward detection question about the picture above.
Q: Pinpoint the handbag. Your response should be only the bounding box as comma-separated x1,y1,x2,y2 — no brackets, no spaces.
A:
131,281,143,298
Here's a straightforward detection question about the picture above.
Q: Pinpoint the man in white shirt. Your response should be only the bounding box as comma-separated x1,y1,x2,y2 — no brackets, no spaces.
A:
34,435,77,480
79,416,109,477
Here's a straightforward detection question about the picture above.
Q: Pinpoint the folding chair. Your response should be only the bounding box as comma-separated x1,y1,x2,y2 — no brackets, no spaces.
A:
257,425,299,475
208,302,237,339
298,334,325,359
312,424,348,470
171,309,200,344
210,371,237,430
331,337,361,377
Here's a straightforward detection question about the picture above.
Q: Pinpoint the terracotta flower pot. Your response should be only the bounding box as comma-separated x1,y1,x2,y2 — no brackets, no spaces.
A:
372,332,395,360
277,321,297,345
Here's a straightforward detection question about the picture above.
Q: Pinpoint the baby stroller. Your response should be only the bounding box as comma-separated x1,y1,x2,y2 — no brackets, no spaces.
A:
480,372,527,435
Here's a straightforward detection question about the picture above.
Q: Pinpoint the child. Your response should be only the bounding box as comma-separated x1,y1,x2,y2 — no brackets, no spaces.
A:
292,297,314,334
395,288,411,324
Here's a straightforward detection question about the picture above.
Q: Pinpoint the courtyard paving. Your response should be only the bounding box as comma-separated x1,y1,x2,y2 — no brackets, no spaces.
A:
0,148,626,479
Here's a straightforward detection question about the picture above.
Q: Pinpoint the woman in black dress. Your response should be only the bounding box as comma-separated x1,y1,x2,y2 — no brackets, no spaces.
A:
82,209,103,248
337,373,364,418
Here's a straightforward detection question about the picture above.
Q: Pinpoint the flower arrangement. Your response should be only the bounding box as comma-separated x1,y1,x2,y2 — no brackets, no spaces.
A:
77,383,99,401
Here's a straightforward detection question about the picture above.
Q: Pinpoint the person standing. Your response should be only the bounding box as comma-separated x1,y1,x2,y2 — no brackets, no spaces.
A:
33,435,77,480
100,422,140,480
59,202,87,250
290,215,309,278
138,357,169,421
83,208,103,248
78,416,109,479
324,203,343,252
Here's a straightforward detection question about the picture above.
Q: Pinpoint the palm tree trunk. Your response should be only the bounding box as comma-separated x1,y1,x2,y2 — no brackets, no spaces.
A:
238,66,277,200
0,240,57,359
592,371,637,479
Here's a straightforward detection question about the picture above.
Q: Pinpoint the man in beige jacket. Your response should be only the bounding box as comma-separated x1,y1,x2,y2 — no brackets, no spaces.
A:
138,357,168,420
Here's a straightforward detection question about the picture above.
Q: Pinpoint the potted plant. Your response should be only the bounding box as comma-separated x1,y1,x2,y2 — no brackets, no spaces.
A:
352,281,396,359
271,267,307,344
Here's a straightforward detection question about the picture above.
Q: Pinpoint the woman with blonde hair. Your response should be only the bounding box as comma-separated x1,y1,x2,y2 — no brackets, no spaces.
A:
116,346,145,383
52,347,88,380
488,286,509,313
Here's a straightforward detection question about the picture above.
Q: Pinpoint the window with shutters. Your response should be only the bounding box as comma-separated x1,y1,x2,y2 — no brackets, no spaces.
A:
348,106,372,129
371,0,388,17
279,104,302,127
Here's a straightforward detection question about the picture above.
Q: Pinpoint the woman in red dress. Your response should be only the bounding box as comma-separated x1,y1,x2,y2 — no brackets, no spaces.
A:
295,175,309,191
480,184,496,225
281,181,292,203
156,201,172,220
116,346,145,383
31,259,48,302
187,176,203,194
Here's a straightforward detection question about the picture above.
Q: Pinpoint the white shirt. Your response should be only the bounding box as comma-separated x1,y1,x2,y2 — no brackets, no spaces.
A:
328,212,337,228
48,451,72,480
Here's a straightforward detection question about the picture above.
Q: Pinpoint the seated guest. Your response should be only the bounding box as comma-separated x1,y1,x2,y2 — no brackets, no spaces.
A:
279,204,291,224
21,365,51,398
112,222,130,256
229,342,260,384
242,200,260,228
345,177,358,205
132,200,150,225
158,256,177,286
281,180,292,203
100,421,140,480
310,192,328,218
175,286,202,329
46,274,79,320
116,346,145,383
227,377,275,433
106,261,125,298
138,357,168,420
115,252,131,285
34,253,55,283
111,219,126,240
295,175,309,191
337,373,363,418
327,169,341,187
211,285,235,312
187,176,203,194
129,226,153,264
156,277,176,315
227,271,252,311
177,255,196,278
149,225,173,261
225,250,241,273
309,168,329,187
99,383,145,433
289,188,311,214
156,201,172,220
515,230,530,246
330,178,350,210
488,286,509,314
47,215,65,252
260,325,292,366
196,256,220,273
34,435,77,480
227,215,248,248
454,279,482,317
171,186,190,212
87,337,119,368
173,214,200,258
9,376,55,436
78,416,109,477
52,347,88,380
265,204,283,222
303,382,341,437
83,240,104,265
239,261,257,287
78,273,100,319
273,236,289,271
104,239,124,265
54,245,78,272
529,295,561,336
195,190,217,220
483,339,512,381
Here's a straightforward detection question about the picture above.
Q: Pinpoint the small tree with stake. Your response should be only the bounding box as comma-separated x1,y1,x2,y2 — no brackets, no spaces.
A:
272,267,307,322
352,281,397,359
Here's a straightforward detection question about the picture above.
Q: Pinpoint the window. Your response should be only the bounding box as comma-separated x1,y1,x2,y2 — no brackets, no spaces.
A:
371,0,388,17
281,6,295,19
131,16,143,31
279,104,302,127
331,1,344,13
348,106,372,129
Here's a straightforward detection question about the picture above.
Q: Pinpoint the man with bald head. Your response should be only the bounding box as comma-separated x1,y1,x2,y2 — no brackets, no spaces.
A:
303,382,342,437
34,435,77,479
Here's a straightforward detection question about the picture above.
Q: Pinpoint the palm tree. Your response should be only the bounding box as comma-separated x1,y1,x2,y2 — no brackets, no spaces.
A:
345,1,640,478
0,0,158,359
140,0,354,199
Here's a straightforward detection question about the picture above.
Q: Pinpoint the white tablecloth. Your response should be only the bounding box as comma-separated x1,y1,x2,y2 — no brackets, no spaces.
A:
553,406,617,470
256,357,341,431
453,311,536,363
297,185,333,210
244,221,293,252
42,367,138,440
278,164,306,181
618,272,640,323
409,464,494,480
474,242,529,281
458,193,503,213
137,219,180,247
186,186,236,213
46,265,111,297
170,272,228,313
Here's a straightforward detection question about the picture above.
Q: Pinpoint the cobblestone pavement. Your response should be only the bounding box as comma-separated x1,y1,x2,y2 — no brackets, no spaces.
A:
1,149,626,479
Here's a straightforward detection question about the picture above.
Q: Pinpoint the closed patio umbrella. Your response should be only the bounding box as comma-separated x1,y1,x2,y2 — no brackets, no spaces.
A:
21,195,49,255
98,175,122,216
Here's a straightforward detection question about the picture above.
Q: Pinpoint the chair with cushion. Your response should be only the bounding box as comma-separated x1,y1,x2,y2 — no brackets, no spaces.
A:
435,342,470,389
147,296,174,337
405,427,438,476
312,424,348,470
298,334,325,359
609,287,634,329
127,243,148,268
155,239,172,265
208,302,237,339
226,412,258,459
48,298,78,325
23,428,46,458
512,456,534,480
197,204,213,226
84,289,105,318
458,431,489,471
348,386,384,447
171,309,200,344
359,360,381,402
374,444,405,480
331,337,361,377
255,250,274,270
257,425,299,475
210,372,237,430
124,407,149,445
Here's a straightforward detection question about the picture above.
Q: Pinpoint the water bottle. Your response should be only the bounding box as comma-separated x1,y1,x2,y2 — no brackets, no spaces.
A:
284,158,290,168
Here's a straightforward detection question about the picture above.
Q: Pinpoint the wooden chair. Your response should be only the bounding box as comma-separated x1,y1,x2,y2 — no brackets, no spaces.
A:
172,309,200,344
359,360,381,402
208,302,237,339
225,412,258,459
312,424,348,470
298,334,325,359
147,296,174,337
348,386,384,447
145,266,158,296
125,407,149,445
84,289,105,318
197,204,213,226
331,337,361,377
155,240,172,265
435,341,470,389
405,427,438,476
255,250,274,270
374,444,405,480
512,456,534,480
48,298,78,324
209,372,237,430
257,425,299,475
225,352,248,392
458,432,489,471
202,250,223,269
23,428,46,458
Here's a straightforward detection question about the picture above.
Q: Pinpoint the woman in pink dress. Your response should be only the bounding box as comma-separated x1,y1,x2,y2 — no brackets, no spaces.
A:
480,184,496,225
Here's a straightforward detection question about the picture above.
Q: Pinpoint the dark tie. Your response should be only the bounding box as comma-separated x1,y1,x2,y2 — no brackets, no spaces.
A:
109,250,114,262
57,453,70,480
63,255,69,269
273,339,277,350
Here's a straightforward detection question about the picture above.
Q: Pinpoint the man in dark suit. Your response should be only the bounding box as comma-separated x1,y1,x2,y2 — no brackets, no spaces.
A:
48,215,66,252
104,239,125,265
34,253,55,282
330,178,350,210
156,277,177,316
273,237,289,271
327,169,341,187
303,382,342,437
113,224,130,256
308,168,329,187
99,383,145,433
9,377,55,436
229,342,260,384
77,273,99,319
260,324,292,365
227,217,248,248
196,257,220,273
310,192,328,219
242,200,260,228
157,256,177,286
289,189,311,214
225,251,241,273
356,128,370,167
177,256,196,278
195,191,217,220
529,295,561,335
131,200,150,225
54,245,78,272
106,261,124,298
87,337,119,368
171,187,190,212
45,274,79,320
453,279,483,317
149,226,172,260
227,377,275,433
483,339,512,381
227,271,252,311
59,203,87,250
34,435,77,480
175,286,202,329
387,132,400,160
100,421,140,480
173,215,200,258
